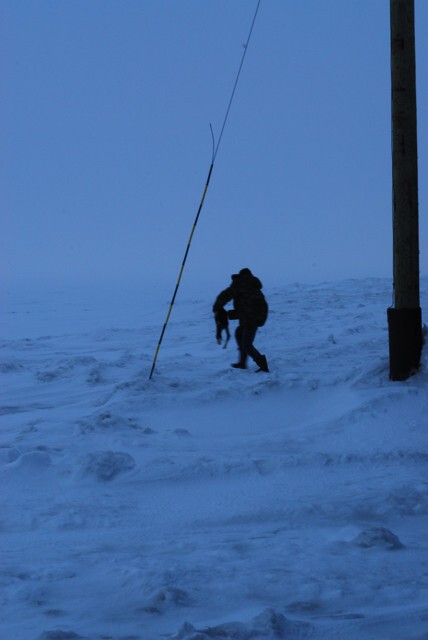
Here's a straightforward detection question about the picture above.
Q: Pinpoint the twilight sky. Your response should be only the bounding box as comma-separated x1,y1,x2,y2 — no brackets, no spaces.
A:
2,1,428,291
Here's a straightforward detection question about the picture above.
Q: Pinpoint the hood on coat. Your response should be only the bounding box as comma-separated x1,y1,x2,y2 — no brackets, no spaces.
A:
231,268,262,289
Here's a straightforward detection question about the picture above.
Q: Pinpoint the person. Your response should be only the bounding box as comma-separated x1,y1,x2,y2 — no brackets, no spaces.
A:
213,268,269,372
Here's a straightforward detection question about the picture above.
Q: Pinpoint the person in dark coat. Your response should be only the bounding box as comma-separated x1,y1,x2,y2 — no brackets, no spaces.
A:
213,268,269,372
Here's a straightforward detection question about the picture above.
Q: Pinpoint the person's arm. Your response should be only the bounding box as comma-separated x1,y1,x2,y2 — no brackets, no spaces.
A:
213,286,234,312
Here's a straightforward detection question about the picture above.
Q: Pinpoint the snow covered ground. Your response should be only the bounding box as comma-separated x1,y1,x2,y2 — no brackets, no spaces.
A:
2,277,428,640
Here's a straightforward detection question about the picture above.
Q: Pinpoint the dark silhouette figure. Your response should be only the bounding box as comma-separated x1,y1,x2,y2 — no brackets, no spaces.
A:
213,268,269,372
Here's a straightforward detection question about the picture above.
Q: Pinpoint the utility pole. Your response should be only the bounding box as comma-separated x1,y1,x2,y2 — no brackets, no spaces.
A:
388,0,423,380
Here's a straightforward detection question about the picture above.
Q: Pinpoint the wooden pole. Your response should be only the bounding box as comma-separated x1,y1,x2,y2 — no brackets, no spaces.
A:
388,0,423,380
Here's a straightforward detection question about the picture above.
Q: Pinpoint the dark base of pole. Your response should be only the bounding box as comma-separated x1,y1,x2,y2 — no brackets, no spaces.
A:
387,307,423,381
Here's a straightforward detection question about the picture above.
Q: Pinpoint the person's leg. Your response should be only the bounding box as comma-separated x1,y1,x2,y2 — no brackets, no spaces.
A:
235,325,242,351
232,325,247,368
242,324,269,372
241,324,260,363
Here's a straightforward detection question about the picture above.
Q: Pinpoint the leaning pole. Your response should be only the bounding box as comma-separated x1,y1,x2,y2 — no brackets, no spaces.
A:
388,0,423,380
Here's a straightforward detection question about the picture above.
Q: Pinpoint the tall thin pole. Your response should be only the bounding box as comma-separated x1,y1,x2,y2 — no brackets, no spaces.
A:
388,0,422,380
148,162,214,380
149,1,262,379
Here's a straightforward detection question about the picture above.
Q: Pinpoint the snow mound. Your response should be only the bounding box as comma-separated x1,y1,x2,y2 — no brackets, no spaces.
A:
36,356,99,383
388,482,428,515
0,360,25,373
77,411,140,434
37,631,84,640
142,586,191,614
0,446,20,465
82,450,135,481
352,527,404,550
4,449,52,475
175,608,312,639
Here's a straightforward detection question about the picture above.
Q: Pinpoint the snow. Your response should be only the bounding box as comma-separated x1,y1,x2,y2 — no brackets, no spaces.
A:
1,277,428,640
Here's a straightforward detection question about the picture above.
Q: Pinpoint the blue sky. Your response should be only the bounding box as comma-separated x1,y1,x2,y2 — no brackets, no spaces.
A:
2,1,428,291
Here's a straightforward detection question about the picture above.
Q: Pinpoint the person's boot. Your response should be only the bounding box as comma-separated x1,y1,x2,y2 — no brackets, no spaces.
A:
255,355,269,373
232,348,246,369
232,362,247,369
